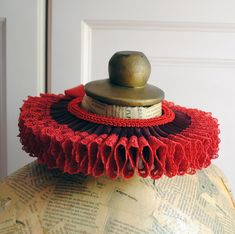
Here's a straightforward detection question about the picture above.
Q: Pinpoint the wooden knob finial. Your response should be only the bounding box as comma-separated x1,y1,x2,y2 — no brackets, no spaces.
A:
85,51,164,106
108,51,151,88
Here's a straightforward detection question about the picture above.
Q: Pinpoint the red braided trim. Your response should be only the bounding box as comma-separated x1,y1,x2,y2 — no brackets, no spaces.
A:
68,96,175,127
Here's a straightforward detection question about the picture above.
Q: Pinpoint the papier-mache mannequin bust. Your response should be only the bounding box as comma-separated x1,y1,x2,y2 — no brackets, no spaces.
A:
0,51,234,233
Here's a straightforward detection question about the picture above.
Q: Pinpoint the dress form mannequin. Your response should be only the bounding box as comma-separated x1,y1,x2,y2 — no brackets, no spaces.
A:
0,52,234,233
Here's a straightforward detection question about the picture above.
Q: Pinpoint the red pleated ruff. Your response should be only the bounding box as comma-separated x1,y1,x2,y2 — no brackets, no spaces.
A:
18,90,220,180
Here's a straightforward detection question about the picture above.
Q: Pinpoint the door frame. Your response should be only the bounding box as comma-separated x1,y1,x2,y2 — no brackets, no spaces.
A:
46,0,52,93
0,18,6,178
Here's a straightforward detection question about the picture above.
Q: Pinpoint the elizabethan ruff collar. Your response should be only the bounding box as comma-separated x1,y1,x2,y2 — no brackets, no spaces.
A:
18,51,219,179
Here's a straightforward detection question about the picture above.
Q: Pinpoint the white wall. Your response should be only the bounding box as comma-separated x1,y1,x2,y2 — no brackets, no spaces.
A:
51,0,235,194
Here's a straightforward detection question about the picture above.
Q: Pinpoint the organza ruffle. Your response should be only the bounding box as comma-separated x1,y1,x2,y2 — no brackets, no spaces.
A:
18,90,220,179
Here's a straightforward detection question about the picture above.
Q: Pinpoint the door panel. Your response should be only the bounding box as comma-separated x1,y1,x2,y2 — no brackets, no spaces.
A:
52,0,235,192
0,0,45,177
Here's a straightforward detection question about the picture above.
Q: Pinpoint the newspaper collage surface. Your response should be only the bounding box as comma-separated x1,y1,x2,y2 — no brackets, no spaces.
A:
0,161,234,233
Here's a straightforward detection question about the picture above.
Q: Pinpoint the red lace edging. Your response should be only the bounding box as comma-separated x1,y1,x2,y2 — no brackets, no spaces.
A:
18,94,220,180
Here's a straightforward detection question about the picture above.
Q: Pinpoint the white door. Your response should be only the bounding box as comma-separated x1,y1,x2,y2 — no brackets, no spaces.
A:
0,0,45,177
51,0,235,193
